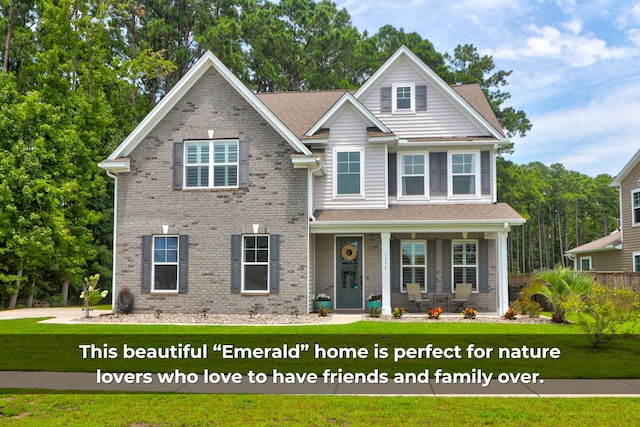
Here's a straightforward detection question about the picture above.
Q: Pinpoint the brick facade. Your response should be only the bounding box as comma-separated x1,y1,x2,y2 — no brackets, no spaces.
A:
114,68,309,314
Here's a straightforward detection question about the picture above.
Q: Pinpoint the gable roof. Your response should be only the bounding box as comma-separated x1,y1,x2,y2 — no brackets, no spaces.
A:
611,149,640,187
566,230,622,255
305,92,392,137
256,90,347,139
103,51,312,163
355,45,506,140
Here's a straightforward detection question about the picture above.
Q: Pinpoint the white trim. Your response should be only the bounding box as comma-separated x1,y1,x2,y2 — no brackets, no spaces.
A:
632,188,640,227
241,234,270,294
306,92,391,136
332,147,365,199
354,45,505,140
184,139,239,189
334,235,365,310
579,256,592,271
611,149,640,187
400,239,427,292
310,219,525,234
392,83,415,114
448,150,481,199
452,239,479,293
151,235,180,293
106,51,311,162
633,252,640,272
397,152,429,201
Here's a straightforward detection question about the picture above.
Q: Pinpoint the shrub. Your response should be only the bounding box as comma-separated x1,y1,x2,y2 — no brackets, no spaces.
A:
512,297,543,318
317,305,330,317
563,284,640,348
526,266,594,323
503,308,518,320
462,307,478,319
368,307,382,318
428,307,443,319
392,307,405,319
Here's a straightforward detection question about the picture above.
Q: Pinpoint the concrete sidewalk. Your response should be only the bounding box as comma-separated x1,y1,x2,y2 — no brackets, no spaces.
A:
1,371,639,396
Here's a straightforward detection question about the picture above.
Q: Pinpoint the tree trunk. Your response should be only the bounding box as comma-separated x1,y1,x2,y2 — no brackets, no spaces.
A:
7,259,24,309
62,274,70,306
26,276,35,308
3,0,14,72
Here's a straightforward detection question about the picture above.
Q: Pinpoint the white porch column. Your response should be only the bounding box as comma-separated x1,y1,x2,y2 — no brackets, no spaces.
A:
496,230,510,315
381,232,392,315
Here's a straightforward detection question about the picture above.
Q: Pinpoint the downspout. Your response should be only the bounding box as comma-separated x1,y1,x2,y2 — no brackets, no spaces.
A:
308,162,322,222
105,169,118,312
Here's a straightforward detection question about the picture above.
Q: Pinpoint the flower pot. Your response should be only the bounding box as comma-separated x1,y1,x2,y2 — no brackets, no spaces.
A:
367,301,382,310
315,301,331,311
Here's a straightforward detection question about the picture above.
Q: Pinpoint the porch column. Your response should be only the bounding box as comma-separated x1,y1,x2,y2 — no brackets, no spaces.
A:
496,230,509,315
381,232,392,315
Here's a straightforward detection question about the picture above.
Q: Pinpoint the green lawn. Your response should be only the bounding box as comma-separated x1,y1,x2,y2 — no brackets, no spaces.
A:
1,316,639,426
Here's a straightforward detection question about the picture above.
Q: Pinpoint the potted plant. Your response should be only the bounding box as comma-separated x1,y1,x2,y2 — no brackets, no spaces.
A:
367,292,382,310
315,293,331,312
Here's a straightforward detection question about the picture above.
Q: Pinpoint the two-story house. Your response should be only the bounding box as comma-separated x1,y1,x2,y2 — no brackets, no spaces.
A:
99,46,525,316
566,150,640,272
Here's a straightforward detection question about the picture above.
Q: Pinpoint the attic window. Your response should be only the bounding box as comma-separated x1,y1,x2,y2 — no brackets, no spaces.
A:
393,83,415,113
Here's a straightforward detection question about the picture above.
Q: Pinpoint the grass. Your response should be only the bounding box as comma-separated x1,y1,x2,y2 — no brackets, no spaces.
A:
1,315,639,425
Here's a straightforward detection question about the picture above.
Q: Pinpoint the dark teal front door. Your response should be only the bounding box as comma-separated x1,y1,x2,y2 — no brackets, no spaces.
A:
336,236,363,309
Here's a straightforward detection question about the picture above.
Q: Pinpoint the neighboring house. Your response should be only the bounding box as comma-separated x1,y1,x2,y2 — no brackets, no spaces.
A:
567,149,640,272
99,46,525,316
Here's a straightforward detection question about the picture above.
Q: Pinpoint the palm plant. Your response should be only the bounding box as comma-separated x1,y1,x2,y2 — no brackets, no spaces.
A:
525,266,594,323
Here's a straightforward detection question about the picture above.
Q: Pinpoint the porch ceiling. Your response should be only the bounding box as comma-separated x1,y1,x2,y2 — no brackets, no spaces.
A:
310,203,525,234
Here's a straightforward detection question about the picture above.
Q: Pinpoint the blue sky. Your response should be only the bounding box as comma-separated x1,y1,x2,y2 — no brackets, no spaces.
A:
337,0,640,177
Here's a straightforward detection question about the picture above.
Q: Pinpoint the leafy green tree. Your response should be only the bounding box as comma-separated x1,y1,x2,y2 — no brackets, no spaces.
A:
526,266,595,323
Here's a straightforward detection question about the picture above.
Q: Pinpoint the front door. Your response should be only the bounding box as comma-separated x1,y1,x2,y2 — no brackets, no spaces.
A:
336,236,363,309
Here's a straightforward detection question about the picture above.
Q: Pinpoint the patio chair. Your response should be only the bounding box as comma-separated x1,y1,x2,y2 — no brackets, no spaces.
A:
406,283,430,312
451,283,472,312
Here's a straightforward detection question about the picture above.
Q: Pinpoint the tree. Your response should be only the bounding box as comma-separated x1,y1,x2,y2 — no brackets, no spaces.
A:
526,266,594,323
445,44,531,143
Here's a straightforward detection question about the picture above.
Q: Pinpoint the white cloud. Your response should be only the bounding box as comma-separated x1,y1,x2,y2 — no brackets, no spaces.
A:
492,21,633,67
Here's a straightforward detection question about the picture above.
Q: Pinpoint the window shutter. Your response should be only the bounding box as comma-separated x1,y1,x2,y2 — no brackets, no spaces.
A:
388,153,397,196
442,239,452,293
481,151,490,195
479,239,489,293
269,235,280,293
239,138,249,188
178,235,189,293
416,85,427,111
173,142,183,190
231,235,242,293
391,239,401,292
380,87,392,112
141,235,152,293
427,240,437,293
430,152,447,196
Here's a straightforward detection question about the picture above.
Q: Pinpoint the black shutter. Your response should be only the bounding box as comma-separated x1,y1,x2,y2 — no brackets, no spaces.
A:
239,138,248,188
479,239,489,293
380,87,392,112
269,235,280,293
416,85,427,111
231,235,242,293
442,239,452,293
391,239,401,292
427,239,436,293
430,152,447,196
173,142,183,190
178,235,189,293
388,152,397,196
481,151,490,195
141,235,152,293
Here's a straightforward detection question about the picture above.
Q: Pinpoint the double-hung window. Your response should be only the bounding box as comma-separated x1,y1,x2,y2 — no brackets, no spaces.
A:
633,189,640,226
450,151,479,197
634,253,640,272
452,240,477,292
579,256,592,271
335,149,363,197
153,236,179,292
400,154,427,197
243,235,269,292
184,140,238,188
393,83,415,113
401,240,426,292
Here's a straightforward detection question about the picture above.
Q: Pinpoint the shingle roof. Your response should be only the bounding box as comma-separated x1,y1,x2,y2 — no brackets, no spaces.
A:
257,84,504,140
256,90,349,139
313,203,524,223
566,231,622,254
